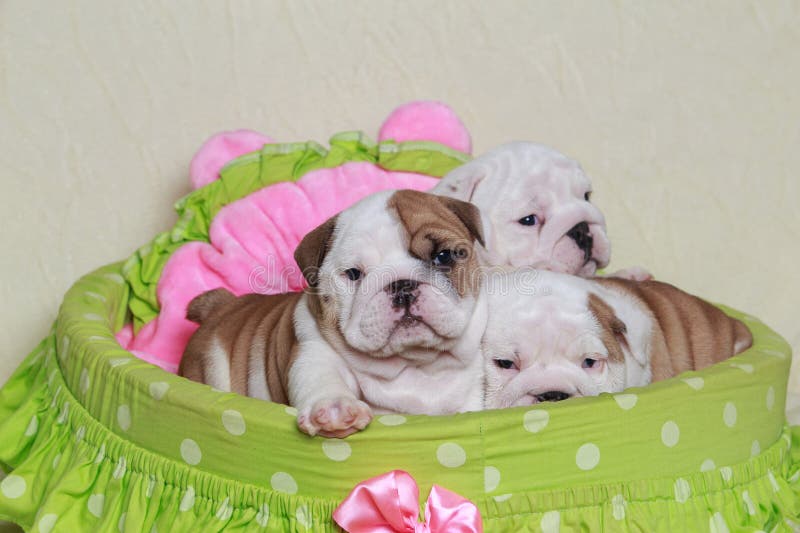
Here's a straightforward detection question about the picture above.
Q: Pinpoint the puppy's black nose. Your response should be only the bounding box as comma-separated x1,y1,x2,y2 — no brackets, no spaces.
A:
566,221,593,262
388,279,419,309
535,391,571,402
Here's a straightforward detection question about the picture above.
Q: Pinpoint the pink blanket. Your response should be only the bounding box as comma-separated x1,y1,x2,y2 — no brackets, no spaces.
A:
119,101,471,372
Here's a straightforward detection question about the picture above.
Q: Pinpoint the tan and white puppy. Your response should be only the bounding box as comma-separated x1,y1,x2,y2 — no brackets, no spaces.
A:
179,189,487,438
482,270,752,408
434,142,612,277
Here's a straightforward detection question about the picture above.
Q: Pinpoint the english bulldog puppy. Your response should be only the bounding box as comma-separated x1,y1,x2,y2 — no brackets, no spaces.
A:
179,190,487,438
433,142,612,276
482,270,753,408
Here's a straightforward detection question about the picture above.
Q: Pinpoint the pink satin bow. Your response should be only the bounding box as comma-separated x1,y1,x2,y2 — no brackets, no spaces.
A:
333,470,483,533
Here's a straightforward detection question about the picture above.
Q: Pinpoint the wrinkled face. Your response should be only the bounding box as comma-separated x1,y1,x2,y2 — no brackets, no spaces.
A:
296,190,484,362
482,271,627,409
434,142,610,276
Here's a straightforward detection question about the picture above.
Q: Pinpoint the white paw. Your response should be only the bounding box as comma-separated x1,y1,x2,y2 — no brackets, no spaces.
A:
296,397,373,438
609,266,653,282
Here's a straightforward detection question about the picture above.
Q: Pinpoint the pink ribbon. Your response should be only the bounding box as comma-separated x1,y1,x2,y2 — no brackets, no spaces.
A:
333,470,483,533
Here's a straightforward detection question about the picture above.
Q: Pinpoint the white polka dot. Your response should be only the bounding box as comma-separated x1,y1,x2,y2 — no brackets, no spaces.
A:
117,405,131,431
146,476,156,498
768,470,780,492
256,503,270,527
766,387,775,411
377,414,407,426
576,443,600,471
52,454,61,470
215,497,233,521
661,421,680,447
484,466,501,493
75,426,86,443
88,494,105,517
763,349,786,359
751,440,761,457
180,439,201,465
540,510,560,533
523,409,550,433
94,444,106,464
322,439,351,461
57,402,70,425
0,475,26,499
270,472,298,494
493,493,512,502
613,393,638,410
88,335,108,342
296,505,311,529
709,512,730,533
682,377,704,390
80,368,90,394
720,467,733,482
179,486,195,512
674,478,691,503
39,513,58,533
24,415,38,437
117,512,127,532
723,403,737,427
113,456,127,479
85,291,106,302
700,459,716,472
108,358,131,368
150,525,157,533
611,494,626,521
149,382,169,400
284,406,298,417
84,313,105,322
742,490,756,516
60,336,70,360
730,363,754,374
221,410,246,436
436,443,467,468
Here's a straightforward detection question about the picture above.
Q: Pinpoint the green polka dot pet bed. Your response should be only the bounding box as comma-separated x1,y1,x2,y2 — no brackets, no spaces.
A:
1,103,798,532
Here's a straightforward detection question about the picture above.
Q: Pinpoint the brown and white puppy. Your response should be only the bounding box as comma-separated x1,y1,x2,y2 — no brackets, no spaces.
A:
482,270,752,408
179,189,487,438
433,142,612,276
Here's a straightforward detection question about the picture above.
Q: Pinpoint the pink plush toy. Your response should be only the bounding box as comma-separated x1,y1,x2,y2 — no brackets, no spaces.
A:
119,101,472,372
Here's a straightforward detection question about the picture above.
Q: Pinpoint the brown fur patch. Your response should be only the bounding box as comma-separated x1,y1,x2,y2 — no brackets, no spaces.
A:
294,215,338,287
388,190,484,296
587,293,627,363
595,277,753,381
179,291,302,403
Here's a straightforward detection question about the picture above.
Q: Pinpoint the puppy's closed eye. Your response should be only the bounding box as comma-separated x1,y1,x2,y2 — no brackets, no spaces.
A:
494,359,518,370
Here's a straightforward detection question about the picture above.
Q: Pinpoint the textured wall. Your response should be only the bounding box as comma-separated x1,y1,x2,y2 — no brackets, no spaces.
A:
1,1,798,418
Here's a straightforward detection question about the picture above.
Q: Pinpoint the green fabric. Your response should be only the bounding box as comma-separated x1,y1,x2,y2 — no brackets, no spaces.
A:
0,260,798,531
121,133,468,332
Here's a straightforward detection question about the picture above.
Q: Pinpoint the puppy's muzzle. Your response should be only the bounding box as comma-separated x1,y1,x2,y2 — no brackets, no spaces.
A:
566,222,593,262
387,279,420,310
534,391,571,402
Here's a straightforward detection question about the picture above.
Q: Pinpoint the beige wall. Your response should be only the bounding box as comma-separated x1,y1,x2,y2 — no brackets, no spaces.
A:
1,1,798,417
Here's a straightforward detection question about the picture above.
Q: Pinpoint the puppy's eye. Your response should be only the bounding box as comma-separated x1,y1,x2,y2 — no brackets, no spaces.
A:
581,358,596,369
432,249,455,268
343,268,362,281
584,191,592,202
494,359,517,370
518,214,538,226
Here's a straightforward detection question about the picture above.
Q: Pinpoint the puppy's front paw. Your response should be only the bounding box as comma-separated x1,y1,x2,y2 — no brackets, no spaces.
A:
297,397,373,438
609,266,653,282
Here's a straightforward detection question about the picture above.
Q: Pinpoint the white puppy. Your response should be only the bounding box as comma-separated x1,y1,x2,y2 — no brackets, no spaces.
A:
179,190,488,437
434,142,614,277
482,270,752,409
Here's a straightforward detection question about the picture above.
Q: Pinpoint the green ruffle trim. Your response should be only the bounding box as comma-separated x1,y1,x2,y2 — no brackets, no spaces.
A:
121,133,469,332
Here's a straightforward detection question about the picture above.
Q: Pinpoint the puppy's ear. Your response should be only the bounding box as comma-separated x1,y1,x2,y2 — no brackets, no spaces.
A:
437,196,486,247
433,161,485,202
294,215,338,287
588,293,646,366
